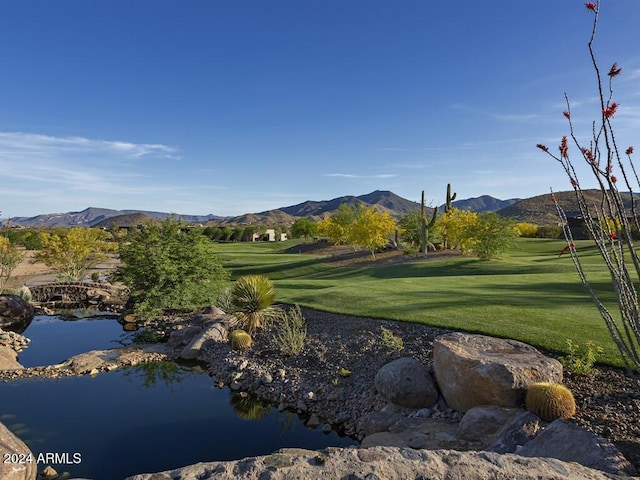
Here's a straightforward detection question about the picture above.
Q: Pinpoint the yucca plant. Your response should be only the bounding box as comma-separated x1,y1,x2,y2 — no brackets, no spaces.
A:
231,275,280,333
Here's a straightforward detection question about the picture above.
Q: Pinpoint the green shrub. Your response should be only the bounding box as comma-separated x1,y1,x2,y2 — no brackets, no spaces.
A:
231,275,280,332
114,216,230,320
525,382,576,421
13,285,32,304
216,285,234,313
273,305,307,356
379,326,403,352
559,339,603,375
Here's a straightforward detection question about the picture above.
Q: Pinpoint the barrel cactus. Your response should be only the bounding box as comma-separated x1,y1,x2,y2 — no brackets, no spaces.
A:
229,329,253,350
525,382,576,421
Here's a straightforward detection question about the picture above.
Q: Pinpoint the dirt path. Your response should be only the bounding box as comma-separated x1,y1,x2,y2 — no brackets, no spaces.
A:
5,250,119,289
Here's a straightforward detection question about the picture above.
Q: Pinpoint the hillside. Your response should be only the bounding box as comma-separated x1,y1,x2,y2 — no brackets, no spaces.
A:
448,195,520,213
497,189,637,224
8,207,224,228
93,213,160,228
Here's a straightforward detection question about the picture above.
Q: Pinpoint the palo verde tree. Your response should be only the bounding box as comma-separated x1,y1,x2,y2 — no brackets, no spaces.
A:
115,216,230,319
35,227,114,281
0,235,23,293
536,1,640,375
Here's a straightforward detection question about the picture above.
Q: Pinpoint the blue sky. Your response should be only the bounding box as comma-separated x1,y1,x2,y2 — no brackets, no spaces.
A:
1,1,640,218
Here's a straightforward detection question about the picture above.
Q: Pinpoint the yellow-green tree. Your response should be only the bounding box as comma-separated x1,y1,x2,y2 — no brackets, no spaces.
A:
35,227,115,281
0,236,24,293
349,207,397,258
436,208,479,254
317,203,359,246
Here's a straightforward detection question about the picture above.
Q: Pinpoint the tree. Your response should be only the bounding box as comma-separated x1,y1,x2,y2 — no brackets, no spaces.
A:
349,207,397,258
318,203,360,246
467,212,518,259
436,208,479,254
34,227,114,281
536,1,639,374
398,210,422,247
115,217,230,319
0,236,23,293
290,218,318,241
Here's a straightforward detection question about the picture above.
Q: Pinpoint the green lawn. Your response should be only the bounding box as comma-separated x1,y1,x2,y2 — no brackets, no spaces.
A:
215,238,633,367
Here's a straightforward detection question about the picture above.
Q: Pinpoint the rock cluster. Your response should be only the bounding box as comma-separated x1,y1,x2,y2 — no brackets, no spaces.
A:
125,445,634,480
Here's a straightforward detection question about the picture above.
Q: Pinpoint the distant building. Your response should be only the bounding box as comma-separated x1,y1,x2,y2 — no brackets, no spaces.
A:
252,229,288,242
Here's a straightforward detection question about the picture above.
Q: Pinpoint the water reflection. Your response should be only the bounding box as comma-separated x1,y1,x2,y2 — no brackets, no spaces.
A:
230,391,272,420
123,361,193,390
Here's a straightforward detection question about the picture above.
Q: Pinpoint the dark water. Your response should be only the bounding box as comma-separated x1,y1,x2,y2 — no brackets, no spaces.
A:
4,316,356,478
16,314,130,367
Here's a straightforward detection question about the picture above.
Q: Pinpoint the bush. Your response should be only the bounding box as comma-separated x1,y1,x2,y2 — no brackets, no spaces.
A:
559,339,603,375
468,213,518,259
515,222,539,238
231,275,280,332
273,305,307,356
536,225,563,239
115,216,230,320
379,326,403,352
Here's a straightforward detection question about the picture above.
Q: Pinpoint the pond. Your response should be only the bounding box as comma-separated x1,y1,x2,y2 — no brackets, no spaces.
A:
15,313,132,367
2,317,357,479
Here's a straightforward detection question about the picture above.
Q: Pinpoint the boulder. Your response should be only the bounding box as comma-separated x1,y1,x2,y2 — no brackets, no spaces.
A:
124,446,631,480
180,322,229,360
0,295,34,329
0,345,23,370
433,333,562,413
488,410,542,453
457,406,520,442
518,419,634,476
0,421,38,480
374,357,438,409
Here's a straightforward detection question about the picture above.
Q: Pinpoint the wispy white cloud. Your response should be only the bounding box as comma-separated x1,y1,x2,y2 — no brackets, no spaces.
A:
324,173,397,179
0,131,178,159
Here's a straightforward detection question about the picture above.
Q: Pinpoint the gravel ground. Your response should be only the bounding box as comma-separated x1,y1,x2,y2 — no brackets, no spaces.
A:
196,306,640,473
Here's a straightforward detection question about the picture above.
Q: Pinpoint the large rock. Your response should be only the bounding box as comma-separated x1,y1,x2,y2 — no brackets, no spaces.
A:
374,357,438,409
457,405,520,442
0,295,34,329
488,410,542,453
180,322,228,360
0,345,23,370
0,421,38,480
125,446,632,480
433,333,562,413
519,419,634,476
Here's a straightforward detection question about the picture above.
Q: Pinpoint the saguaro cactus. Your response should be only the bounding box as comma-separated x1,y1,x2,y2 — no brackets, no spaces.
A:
419,190,438,254
445,183,457,213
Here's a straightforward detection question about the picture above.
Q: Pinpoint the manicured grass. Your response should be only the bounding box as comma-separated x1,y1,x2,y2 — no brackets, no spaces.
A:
215,238,632,367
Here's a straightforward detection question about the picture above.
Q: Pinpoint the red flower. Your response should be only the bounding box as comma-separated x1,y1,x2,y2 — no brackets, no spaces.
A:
585,2,597,11
610,232,618,239
603,102,619,118
608,63,622,77
559,136,569,158
611,175,618,183
581,147,594,161
551,194,557,204
563,111,570,119
537,144,549,152
626,146,634,155
559,243,576,257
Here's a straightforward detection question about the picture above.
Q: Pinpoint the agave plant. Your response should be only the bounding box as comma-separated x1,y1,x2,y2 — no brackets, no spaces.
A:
231,275,280,333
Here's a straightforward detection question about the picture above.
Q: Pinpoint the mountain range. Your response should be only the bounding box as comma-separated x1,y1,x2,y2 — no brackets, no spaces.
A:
4,190,591,228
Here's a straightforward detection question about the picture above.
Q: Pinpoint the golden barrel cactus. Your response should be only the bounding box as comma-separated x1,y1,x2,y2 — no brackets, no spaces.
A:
229,329,253,350
525,382,576,421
